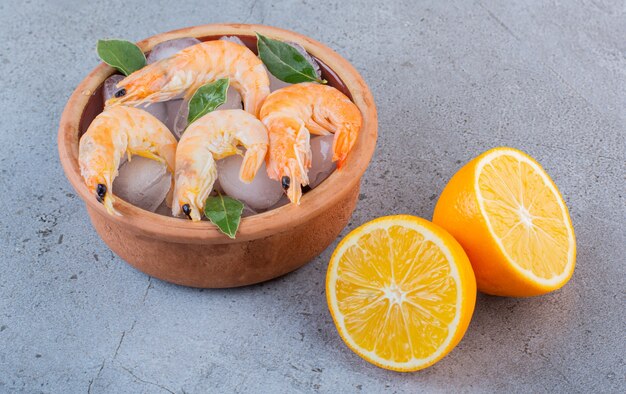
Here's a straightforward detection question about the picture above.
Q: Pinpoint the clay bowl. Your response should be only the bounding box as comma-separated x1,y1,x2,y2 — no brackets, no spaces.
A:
58,24,377,288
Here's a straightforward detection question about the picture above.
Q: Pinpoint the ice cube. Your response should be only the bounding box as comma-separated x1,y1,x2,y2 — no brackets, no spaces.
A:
219,86,243,110
165,99,184,136
171,101,189,139
217,155,283,210
103,74,125,101
139,102,167,124
267,195,290,211
102,75,168,124
268,69,292,92
112,156,172,212
308,135,336,188
146,37,201,64
219,36,246,47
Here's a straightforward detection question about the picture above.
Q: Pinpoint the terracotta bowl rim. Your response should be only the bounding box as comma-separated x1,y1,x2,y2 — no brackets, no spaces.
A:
58,23,378,244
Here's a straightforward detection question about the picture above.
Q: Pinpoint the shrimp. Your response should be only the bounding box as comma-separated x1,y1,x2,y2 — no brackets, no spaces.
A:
260,83,362,204
105,40,270,116
78,106,177,215
173,109,268,221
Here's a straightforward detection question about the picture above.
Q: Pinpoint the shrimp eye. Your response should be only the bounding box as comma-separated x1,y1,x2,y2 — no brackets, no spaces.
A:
281,176,290,190
96,183,107,203
182,204,192,219
114,88,126,98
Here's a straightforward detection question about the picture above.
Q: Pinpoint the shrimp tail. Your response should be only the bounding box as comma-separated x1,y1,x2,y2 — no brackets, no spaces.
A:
332,123,358,169
239,143,267,183
264,116,311,205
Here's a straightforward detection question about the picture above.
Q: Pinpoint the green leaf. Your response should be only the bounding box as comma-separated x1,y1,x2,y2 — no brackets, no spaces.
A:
96,39,146,76
256,33,324,84
187,78,230,125
203,194,244,239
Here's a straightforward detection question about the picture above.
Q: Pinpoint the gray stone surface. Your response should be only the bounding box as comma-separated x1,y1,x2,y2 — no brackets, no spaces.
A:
0,0,624,392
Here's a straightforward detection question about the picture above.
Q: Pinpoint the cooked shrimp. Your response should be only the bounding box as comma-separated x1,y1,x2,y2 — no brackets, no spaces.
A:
173,109,268,221
105,40,270,116
262,116,312,204
260,83,362,204
78,106,177,215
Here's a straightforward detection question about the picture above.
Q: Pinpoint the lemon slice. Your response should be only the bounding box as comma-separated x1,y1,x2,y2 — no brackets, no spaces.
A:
433,147,576,296
326,215,476,371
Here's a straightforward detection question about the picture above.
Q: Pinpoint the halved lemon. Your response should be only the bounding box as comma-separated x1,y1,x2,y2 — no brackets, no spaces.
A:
433,147,576,297
326,215,476,372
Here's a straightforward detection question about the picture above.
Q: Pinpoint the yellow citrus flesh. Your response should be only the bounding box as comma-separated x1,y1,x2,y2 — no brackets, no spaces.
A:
326,215,476,372
433,147,576,296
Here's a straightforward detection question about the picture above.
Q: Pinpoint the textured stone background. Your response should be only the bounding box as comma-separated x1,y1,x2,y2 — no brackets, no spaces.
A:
0,0,624,392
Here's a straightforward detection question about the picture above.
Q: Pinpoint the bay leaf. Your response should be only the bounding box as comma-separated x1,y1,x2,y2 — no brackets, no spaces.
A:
256,33,325,84
187,78,229,125
204,194,244,238
96,39,146,76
